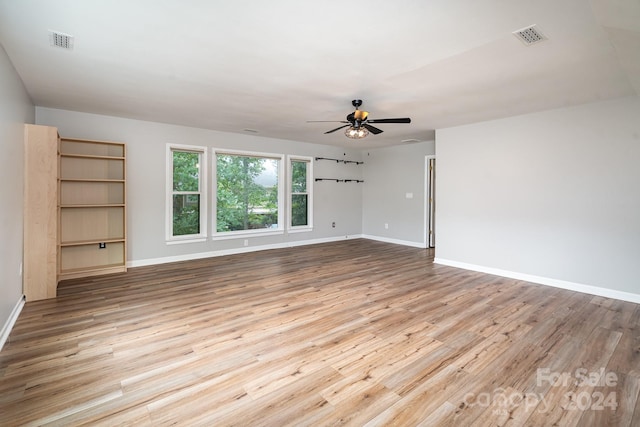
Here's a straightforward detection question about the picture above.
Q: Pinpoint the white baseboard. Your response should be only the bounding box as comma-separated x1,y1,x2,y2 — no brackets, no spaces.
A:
361,234,427,249
0,294,25,351
128,234,364,268
434,258,640,304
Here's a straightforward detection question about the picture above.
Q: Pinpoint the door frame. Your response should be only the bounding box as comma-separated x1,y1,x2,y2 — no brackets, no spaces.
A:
424,155,436,248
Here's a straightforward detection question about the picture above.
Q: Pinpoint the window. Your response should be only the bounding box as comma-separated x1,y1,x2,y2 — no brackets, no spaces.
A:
166,144,207,242
289,156,313,230
214,150,283,236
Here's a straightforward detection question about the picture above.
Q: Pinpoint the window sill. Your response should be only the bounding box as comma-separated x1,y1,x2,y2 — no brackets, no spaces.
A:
166,237,207,245
288,227,313,234
211,229,284,241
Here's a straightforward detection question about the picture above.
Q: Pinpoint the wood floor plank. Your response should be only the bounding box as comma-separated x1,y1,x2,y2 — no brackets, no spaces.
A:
1,239,638,426
469,386,541,427
364,364,471,426
577,372,640,427
325,381,402,426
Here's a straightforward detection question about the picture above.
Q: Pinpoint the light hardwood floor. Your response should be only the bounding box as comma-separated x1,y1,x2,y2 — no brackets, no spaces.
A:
1,240,639,426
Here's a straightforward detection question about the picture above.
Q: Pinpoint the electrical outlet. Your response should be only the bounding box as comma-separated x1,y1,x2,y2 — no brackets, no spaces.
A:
384,223,389,229
332,222,336,228
244,239,248,247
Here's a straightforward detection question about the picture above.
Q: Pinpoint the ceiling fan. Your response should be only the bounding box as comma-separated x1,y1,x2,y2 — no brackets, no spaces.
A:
308,100,411,139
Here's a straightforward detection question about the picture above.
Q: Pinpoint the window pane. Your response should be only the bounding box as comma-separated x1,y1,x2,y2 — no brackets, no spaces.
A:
173,151,200,192
291,194,308,226
291,161,307,193
173,194,200,235
216,154,279,232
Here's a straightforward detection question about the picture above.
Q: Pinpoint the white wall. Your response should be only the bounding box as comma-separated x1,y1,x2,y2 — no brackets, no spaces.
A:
362,141,435,247
436,96,640,300
36,107,364,265
0,44,34,337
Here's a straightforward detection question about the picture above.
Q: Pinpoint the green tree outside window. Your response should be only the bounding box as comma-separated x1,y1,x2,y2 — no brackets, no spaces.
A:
172,150,201,236
291,160,308,227
216,154,279,232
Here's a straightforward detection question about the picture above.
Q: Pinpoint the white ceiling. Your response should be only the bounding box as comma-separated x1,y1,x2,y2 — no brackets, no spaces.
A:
1,0,639,148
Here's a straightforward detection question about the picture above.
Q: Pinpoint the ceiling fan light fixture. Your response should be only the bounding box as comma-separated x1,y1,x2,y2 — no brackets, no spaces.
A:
345,126,369,139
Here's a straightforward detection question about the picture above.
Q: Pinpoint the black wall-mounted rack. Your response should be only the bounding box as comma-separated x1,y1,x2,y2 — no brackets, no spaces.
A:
314,157,364,165
315,178,364,183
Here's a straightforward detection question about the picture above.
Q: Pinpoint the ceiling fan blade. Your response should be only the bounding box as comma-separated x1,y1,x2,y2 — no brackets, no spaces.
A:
363,124,383,135
368,118,411,124
325,124,350,134
307,120,349,123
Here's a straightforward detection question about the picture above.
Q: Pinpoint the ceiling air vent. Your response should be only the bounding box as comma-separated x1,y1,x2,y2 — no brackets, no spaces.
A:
49,31,74,49
513,25,547,46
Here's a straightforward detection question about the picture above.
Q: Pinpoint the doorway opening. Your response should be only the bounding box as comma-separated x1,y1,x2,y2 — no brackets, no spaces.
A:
425,156,436,248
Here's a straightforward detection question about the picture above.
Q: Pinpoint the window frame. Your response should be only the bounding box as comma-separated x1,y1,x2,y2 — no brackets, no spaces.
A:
212,148,285,240
166,143,208,244
288,155,313,233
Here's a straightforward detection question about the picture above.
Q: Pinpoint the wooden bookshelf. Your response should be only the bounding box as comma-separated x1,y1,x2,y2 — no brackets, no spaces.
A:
23,124,59,301
58,138,127,281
